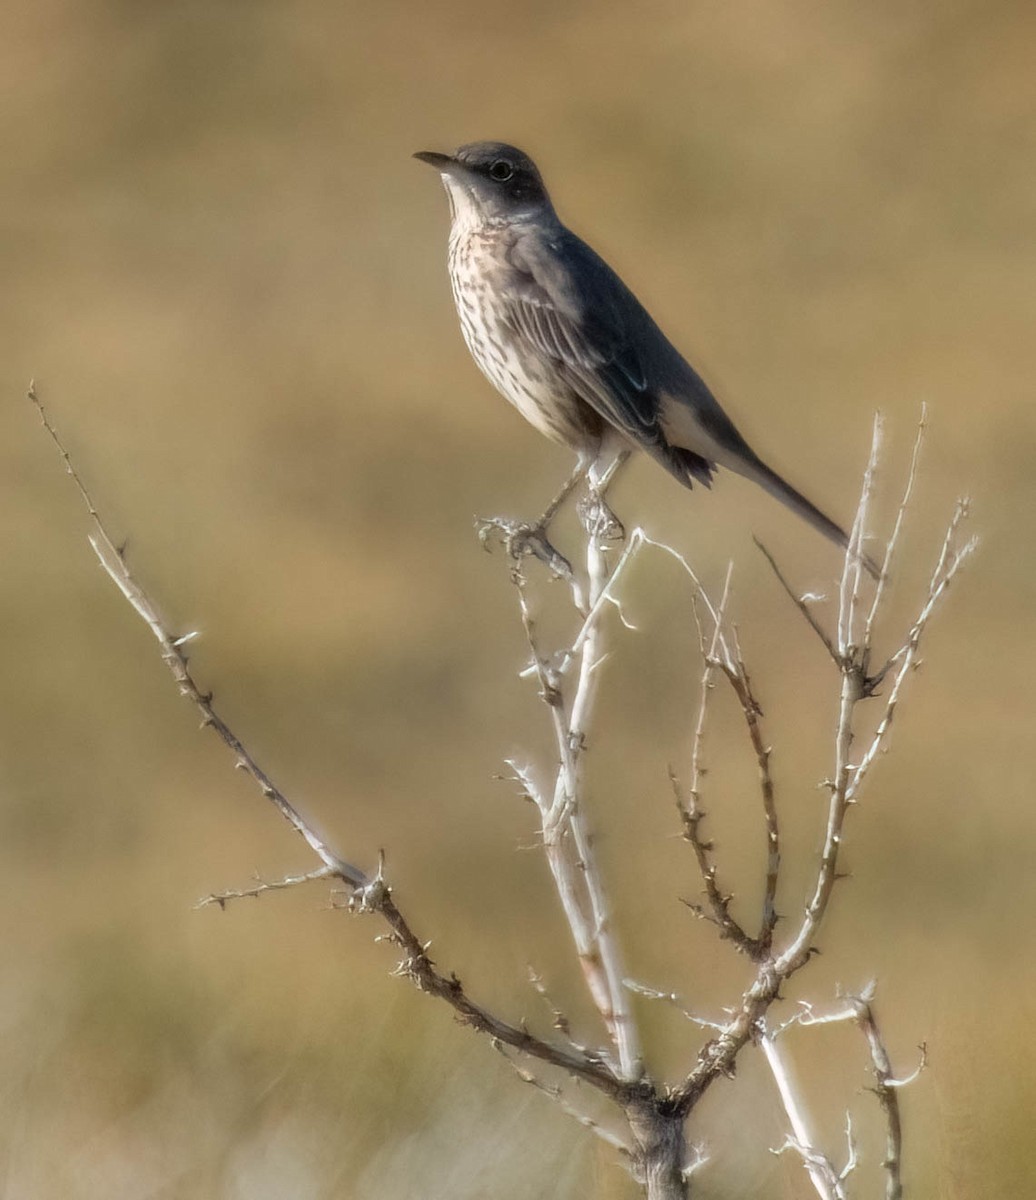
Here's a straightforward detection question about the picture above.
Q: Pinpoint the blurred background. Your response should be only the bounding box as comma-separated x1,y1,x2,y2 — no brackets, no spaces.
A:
1,1,1033,1196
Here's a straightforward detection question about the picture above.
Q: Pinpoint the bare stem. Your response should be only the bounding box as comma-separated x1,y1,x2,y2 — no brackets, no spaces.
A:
493,1043,633,1157
675,569,780,957
676,566,758,951
753,537,840,664
670,419,973,1123
864,405,927,646
760,986,925,1200
30,383,628,1102
761,1031,850,1200
197,865,335,908
512,494,642,1080
34,382,966,1199
848,991,926,1200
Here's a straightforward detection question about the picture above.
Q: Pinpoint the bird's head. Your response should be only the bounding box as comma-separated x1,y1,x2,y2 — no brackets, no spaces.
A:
414,142,553,227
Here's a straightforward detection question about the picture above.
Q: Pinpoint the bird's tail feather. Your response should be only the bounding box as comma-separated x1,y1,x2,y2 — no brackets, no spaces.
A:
739,457,880,580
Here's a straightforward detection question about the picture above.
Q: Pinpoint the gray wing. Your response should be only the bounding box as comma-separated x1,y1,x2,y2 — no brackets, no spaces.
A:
504,228,869,568
504,228,716,486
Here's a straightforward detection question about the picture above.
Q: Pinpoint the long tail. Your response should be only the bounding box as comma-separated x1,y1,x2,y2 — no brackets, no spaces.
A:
737,455,880,580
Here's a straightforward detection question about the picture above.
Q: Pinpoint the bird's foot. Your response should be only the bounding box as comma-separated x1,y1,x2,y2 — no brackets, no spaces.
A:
578,491,625,549
476,516,573,580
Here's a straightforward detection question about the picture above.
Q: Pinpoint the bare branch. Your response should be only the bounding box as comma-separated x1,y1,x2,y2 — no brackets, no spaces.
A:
722,627,780,953
196,865,334,908
527,966,575,1039
753,537,840,664
764,1042,848,1198
681,1143,709,1182
671,424,973,1120
511,520,643,1080
761,983,922,1200
557,518,642,1078
673,564,781,958
838,413,883,658
634,532,722,626
524,965,605,1064
672,565,761,954
864,405,927,646
769,1139,847,1200
838,1112,859,1183
673,786,755,953
847,992,926,1200
769,1000,858,1035
869,498,976,689
32,383,628,1103
688,563,734,815
622,979,727,1032
36,381,964,1198
492,1042,633,1157
847,506,976,804
370,885,628,1095
560,530,644,669
29,381,370,887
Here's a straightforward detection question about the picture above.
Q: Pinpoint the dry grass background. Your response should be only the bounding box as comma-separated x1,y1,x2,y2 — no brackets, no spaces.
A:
1,1,1033,1196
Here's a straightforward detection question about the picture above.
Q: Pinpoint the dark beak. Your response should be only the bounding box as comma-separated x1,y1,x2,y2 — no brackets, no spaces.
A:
413,150,457,171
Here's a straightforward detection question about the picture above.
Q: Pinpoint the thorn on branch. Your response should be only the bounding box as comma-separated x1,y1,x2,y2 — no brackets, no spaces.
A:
753,537,841,664
196,865,335,909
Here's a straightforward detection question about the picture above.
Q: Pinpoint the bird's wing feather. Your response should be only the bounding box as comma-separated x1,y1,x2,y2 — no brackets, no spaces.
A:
503,232,666,445
504,228,719,487
499,224,861,561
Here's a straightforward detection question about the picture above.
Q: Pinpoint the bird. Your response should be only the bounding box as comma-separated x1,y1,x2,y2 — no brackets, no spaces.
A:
414,141,875,578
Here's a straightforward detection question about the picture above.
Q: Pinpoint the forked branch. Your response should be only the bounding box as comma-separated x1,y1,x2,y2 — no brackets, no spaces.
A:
670,412,973,1123
510,477,643,1081
33,382,970,1200
760,986,926,1200
29,382,628,1103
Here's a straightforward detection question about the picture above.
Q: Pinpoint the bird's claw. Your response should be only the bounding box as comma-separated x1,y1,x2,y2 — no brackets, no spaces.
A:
578,493,625,548
475,516,573,580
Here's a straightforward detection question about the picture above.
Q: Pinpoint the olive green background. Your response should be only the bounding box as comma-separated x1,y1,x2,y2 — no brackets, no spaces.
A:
1,2,1032,1196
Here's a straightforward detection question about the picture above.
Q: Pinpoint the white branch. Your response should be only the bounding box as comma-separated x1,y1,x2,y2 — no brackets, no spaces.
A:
864,405,927,645
622,980,727,1031
32,382,633,1106
512,497,643,1081
761,1031,849,1200
196,865,334,908
838,412,882,658
847,992,926,1200
672,416,973,1166
492,1042,633,1157
40,375,967,1199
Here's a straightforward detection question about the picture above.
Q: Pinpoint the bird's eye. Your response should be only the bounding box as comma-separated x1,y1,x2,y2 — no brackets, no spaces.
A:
489,160,514,182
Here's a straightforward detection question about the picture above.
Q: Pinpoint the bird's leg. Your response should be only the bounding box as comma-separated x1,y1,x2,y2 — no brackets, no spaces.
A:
538,460,588,530
579,450,631,547
476,461,588,580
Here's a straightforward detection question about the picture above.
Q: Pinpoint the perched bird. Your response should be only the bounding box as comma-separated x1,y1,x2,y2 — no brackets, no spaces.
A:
415,141,873,575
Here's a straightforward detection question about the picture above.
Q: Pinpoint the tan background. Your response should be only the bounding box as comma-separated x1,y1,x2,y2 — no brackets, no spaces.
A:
1,1,1032,1196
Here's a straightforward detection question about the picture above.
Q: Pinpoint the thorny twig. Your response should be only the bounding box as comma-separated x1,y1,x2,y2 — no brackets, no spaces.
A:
510,478,643,1080
762,1016,855,1200
29,382,629,1102
674,568,781,958
675,565,758,952
752,537,840,664
848,989,927,1200
36,383,970,1198
622,980,727,1032
760,985,925,1200
669,411,973,1121
197,865,335,909
864,404,927,648
492,1042,633,1157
